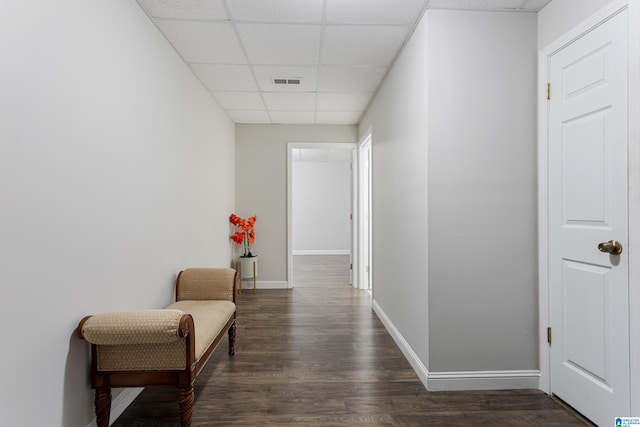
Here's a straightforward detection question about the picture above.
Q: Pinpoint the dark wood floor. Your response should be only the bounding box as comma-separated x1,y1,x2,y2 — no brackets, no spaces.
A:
292,255,351,287
113,283,592,426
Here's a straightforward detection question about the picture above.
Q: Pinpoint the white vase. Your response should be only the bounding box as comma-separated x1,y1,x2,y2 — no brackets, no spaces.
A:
238,256,258,279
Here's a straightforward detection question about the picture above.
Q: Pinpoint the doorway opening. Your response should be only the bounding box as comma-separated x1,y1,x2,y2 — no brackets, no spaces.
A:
287,142,356,288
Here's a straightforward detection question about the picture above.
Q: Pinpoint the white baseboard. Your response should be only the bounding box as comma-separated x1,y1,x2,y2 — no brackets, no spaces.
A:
372,299,429,386
372,300,540,392
292,250,350,255
238,280,289,290
86,387,143,427
427,370,540,391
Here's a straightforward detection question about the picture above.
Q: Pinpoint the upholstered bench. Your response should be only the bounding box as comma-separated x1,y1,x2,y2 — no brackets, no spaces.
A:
77,268,237,427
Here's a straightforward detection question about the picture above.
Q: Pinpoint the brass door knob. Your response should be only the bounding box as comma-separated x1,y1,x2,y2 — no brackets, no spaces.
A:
598,240,623,255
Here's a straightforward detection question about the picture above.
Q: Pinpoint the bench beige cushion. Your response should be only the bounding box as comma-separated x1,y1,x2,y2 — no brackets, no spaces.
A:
82,301,235,372
81,309,185,345
177,268,236,301
168,300,236,361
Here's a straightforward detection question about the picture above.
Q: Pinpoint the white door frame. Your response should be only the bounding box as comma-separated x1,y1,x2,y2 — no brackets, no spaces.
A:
537,0,640,414
287,142,357,288
357,131,372,290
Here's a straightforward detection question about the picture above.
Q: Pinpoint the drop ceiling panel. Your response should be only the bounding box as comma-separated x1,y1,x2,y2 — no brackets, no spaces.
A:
262,92,317,111
326,0,426,24
318,66,387,92
136,0,544,124
270,111,316,124
212,92,265,110
322,25,409,66
191,64,258,91
154,20,246,63
522,0,553,10
253,66,318,92
315,111,362,125
137,0,228,20
237,23,322,65
226,110,271,123
427,0,550,11
226,0,324,22
317,92,372,111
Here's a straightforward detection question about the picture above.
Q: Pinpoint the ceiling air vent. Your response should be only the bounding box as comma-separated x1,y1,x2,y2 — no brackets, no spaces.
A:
272,77,302,85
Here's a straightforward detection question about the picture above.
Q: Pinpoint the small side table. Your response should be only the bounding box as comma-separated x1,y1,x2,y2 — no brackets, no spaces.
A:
237,256,258,294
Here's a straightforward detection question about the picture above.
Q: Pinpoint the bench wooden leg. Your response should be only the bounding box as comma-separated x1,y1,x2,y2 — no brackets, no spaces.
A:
94,386,111,427
178,385,194,427
228,320,236,356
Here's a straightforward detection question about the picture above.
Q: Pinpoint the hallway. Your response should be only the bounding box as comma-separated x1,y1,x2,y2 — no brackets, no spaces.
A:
113,285,592,426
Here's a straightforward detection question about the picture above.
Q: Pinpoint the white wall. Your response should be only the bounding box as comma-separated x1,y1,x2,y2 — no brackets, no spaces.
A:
360,9,537,381
426,10,538,372
235,125,357,283
292,161,351,254
538,0,617,48
359,7,430,366
0,1,235,426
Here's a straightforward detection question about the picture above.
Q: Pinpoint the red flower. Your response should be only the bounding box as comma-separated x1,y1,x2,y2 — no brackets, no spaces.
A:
229,214,245,228
229,213,257,256
231,231,245,244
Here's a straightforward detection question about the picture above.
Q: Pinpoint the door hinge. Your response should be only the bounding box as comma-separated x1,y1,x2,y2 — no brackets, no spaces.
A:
350,263,352,270
350,213,353,220
547,327,552,345
546,83,551,100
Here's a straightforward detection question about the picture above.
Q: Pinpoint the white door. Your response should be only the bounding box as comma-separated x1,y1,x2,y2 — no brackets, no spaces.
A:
548,9,629,426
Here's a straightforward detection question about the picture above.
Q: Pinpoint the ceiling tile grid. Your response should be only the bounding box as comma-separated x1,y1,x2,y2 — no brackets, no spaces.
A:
262,92,317,111
211,91,265,110
321,25,410,66
190,64,258,91
136,0,229,20
136,0,552,125
236,23,323,65
154,20,246,63
227,0,324,23
325,0,428,24
253,65,318,92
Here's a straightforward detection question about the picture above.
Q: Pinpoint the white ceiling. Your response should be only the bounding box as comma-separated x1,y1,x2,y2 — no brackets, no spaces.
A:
136,0,552,125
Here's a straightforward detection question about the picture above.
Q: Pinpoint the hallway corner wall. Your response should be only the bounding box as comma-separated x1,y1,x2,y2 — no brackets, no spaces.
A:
360,8,538,386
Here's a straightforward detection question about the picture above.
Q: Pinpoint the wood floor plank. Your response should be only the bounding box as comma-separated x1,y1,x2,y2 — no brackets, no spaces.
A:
292,255,351,287
112,259,592,426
